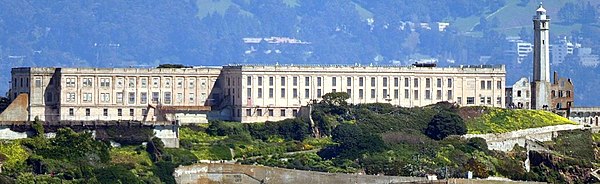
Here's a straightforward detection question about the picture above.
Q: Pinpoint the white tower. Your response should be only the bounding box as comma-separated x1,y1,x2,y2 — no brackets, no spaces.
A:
531,3,551,110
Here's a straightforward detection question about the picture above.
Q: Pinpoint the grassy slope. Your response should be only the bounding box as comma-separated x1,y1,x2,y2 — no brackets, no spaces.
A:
462,107,577,134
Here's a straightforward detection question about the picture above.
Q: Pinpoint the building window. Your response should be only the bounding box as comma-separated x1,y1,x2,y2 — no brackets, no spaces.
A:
164,92,172,104
526,90,530,98
437,78,442,88
116,78,124,88
257,109,263,116
129,78,136,88
517,90,522,97
487,97,492,105
128,92,136,104
67,93,76,102
165,78,172,88
447,79,453,88
414,90,419,100
497,97,502,105
268,109,274,116
405,78,409,87
317,77,322,87
188,79,195,89
480,81,485,90
118,109,122,116
347,77,352,86
129,109,134,116
246,109,252,116
85,108,90,116
359,77,364,87
383,89,388,99
177,78,183,88
141,92,147,104
83,93,92,102
317,89,322,98
280,109,286,117
447,90,453,100
426,78,431,88
66,78,75,87
480,97,485,104
281,88,286,98
258,88,263,98
370,89,375,99
487,81,492,90
293,88,298,98
269,88,274,98
457,97,462,104
359,89,364,99
332,77,337,87
141,78,148,88
414,78,419,88
281,77,286,86
151,77,159,88
33,78,41,88
116,92,123,103
383,77,388,87
293,77,298,86
467,97,475,104
305,89,310,99
425,90,431,100
177,93,183,103
370,77,376,87
347,89,352,98
436,90,442,100
100,93,110,103
100,78,111,88
394,89,399,99
566,91,571,97
258,76,263,86
305,77,310,86
69,108,74,116
405,89,409,99
247,88,252,98
394,77,399,87
497,81,502,90
247,76,252,86
189,93,195,103
269,77,274,86
152,92,159,103
142,109,148,116
292,110,298,117
103,109,108,116
83,78,93,87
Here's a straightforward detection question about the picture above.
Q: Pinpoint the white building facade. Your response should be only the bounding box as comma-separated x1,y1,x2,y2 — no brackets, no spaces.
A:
221,65,505,123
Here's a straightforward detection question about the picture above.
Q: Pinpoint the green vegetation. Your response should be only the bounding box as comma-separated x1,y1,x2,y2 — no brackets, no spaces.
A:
464,107,577,134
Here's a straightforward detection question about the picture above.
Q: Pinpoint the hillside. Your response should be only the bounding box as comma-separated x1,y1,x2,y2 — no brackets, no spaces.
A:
1,0,599,105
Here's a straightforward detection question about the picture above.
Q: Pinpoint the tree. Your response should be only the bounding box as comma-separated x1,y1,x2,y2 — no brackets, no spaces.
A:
331,124,385,159
425,110,467,140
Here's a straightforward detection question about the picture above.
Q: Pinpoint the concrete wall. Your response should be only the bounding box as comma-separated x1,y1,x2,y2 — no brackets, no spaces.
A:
174,163,428,184
463,124,584,151
0,93,29,122
154,125,179,148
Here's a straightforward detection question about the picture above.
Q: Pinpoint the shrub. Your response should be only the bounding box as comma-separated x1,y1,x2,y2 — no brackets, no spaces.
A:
94,165,143,184
426,110,466,140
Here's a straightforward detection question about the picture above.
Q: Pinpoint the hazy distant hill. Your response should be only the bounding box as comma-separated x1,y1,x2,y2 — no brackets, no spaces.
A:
0,0,599,105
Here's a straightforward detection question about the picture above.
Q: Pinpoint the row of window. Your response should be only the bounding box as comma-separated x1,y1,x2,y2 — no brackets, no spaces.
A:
62,77,209,89
247,87,455,101
240,76,457,88
480,80,502,90
459,97,502,105
68,108,146,117
239,109,299,117
65,91,208,104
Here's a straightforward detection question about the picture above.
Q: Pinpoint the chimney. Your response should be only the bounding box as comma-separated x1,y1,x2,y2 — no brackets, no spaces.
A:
554,71,558,84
